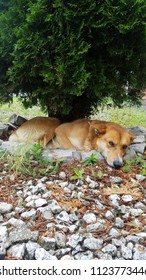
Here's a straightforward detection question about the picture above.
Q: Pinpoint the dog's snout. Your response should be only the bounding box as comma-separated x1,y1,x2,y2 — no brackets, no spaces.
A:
113,159,123,168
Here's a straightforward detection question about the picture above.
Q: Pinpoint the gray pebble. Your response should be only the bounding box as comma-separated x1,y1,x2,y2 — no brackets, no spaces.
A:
0,202,13,214
102,244,117,256
83,213,96,224
55,232,66,248
83,237,103,250
35,248,57,260
121,245,133,259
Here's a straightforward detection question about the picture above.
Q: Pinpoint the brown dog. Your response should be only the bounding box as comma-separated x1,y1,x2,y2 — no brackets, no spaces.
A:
9,117,134,167
51,119,135,168
9,117,60,147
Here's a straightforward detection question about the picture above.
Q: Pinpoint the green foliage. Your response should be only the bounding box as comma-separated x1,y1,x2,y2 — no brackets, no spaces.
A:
82,153,98,166
122,156,146,175
122,159,133,173
26,143,43,162
0,143,62,176
6,145,36,176
70,168,84,180
39,159,61,175
0,0,146,119
97,169,103,179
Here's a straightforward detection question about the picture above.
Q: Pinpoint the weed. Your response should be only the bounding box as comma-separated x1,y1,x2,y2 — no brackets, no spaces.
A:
122,159,133,173
139,157,146,176
97,170,103,179
26,143,43,162
122,156,146,175
70,168,84,180
91,169,103,181
82,153,98,166
40,159,61,176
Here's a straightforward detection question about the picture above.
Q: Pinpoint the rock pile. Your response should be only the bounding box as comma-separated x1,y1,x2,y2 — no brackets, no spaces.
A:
0,114,26,140
0,164,146,260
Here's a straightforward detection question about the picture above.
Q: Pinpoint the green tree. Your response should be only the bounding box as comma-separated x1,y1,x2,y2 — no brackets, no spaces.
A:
0,0,146,121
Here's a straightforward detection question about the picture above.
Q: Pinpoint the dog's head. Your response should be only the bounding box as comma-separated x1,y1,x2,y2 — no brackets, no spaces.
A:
89,121,135,168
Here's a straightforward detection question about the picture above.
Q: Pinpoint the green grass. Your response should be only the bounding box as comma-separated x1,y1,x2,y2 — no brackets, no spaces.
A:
91,105,146,128
0,97,44,123
0,97,145,128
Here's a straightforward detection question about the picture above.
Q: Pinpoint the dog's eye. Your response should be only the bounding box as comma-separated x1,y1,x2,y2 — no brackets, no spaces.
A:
122,144,128,150
109,141,115,147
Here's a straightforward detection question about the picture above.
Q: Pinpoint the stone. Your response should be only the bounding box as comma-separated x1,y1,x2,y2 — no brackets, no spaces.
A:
0,245,6,260
49,200,62,214
7,244,26,260
67,234,83,248
86,222,105,233
124,147,136,161
135,202,145,210
127,242,134,250
35,248,57,260
133,251,146,260
59,171,66,179
125,235,143,243
74,250,93,260
130,208,143,217
43,149,76,162
105,210,114,220
21,209,36,219
81,150,103,161
95,200,105,209
3,218,25,227
40,237,56,250
128,126,146,137
57,211,70,222
69,213,79,222
102,244,117,257
110,176,123,184
83,213,97,224
85,176,98,188
0,226,8,242
0,202,13,214
122,195,133,202
60,255,74,260
8,114,27,127
109,195,120,207
26,241,41,259
135,174,146,182
115,217,124,228
97,252,113,260
121,245,132,259
83,237,103,250
112,238,126,247
34,198,47,208
0,122,9,140
131,143,146,154
133,135,145,143
38,206,53,220
109,228,121,237
8,225,39,244
55,232,66,248
136,232,146,238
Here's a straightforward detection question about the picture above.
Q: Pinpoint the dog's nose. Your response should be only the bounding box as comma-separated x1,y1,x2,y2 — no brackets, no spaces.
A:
113,159,123,168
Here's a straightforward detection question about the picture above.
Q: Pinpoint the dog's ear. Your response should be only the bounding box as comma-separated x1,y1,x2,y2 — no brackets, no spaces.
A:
92,123,107,136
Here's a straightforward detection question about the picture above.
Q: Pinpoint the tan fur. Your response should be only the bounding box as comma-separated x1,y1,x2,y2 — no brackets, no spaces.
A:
52,119,135,167
9,117,135,167
9,117,60,148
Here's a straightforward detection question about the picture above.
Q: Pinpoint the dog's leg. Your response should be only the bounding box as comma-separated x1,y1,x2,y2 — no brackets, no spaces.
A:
56,132,76,149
